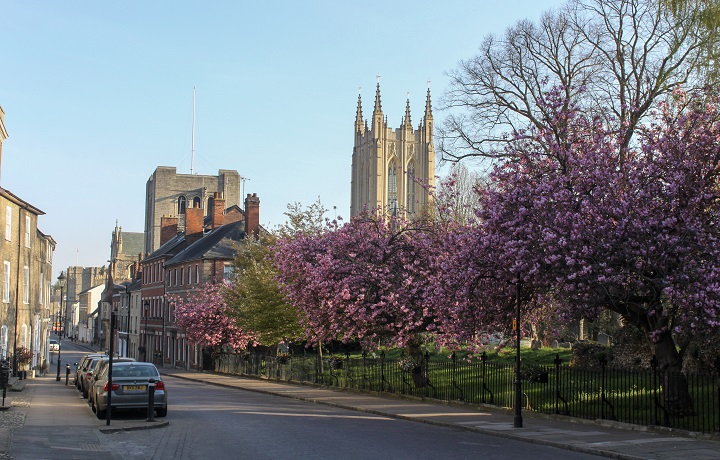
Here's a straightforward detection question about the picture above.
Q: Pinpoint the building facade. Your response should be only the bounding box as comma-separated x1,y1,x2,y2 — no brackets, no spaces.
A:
144,166,242,253
0,106,56,375
109,222,144,281
140,192,260,370
351,83,435,218
65,266,106,340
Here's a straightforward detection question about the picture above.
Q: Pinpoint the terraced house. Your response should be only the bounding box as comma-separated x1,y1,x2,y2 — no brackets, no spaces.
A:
0,105,55,375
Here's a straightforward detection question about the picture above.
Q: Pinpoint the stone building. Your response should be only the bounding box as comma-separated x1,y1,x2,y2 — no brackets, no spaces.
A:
144,166,241,253
109,222,144,281
64,266,105,339
351,83,435,218
140,192,260,369
0,105,56,374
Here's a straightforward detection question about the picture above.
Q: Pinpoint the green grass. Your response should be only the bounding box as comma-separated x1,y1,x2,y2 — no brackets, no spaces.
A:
335,346,573,366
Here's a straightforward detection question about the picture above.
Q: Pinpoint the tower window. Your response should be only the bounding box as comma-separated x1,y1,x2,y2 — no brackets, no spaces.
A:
406,162,417,214
193,197,201,208
178,196,187,214
388,161,398,213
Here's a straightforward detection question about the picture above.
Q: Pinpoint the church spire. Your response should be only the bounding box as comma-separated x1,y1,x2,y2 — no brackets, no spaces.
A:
355,91,364,134
373,81,382,116
403,94,412,130
424,85,433,124
372,76,383,134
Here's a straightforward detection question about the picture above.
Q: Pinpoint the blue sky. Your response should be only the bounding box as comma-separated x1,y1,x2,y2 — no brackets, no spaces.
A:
1,0,562,277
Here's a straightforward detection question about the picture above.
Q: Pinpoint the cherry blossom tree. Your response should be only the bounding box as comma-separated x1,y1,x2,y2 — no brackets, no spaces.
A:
169,281,256,352
432,88,720,415
272,213,438,356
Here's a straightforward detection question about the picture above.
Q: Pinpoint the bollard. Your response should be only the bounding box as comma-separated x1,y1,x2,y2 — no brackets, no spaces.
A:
65,364,71,386
146,378,156,421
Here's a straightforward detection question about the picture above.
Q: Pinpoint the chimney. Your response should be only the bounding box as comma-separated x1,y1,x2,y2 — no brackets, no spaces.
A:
185,204,204,242
211,192,226,230
244,193,260,237
160,215,179,246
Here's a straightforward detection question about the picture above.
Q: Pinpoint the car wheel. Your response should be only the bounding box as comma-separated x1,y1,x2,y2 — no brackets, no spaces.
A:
95,403,106,419
155,407,167,417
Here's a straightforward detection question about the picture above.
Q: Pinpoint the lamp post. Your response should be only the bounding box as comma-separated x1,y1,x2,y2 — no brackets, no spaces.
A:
124,284,131,358
56,271,66,382
513,281,523,428
142,301,149,362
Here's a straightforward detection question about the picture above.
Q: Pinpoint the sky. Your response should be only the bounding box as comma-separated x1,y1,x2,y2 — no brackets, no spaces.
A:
1,0,562,279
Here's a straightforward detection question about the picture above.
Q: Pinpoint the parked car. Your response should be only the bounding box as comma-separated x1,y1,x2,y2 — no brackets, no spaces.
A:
87,357,136,406
49,339,60,352
91,362,167,419
75,353,105,391
78,355,109,398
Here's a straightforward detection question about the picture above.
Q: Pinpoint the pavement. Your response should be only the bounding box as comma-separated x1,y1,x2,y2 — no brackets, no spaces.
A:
1,341,719,460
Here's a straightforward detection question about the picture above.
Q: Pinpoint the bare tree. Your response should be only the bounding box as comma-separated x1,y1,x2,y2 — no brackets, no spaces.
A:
441,0,717,163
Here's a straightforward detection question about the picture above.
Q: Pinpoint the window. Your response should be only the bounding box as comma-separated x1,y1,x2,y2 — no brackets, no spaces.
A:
196,264,200,284
23,266,29,304
20,324,28,348
39,272,44,305
24,215,31,248
188,266,192,285
180,267,184,285
406,162,417,214
3,261,9,303
178,196,187,215
5,207,11,241
0,326,7,359
387,161,398,212
223,264,234,280
193,196,201,208
174,269,177,286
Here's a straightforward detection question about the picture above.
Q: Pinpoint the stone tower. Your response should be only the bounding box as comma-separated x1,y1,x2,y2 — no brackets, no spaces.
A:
144,167,241,253
351,83,435,218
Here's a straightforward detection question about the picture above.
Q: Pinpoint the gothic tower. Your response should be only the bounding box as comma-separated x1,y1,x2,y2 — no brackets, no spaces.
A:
351,82,435,218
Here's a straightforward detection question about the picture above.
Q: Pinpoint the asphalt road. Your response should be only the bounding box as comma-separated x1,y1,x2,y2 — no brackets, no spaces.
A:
101,375,603,460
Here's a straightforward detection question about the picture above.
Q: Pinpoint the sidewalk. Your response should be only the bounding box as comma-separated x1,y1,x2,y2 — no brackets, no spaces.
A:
160,367,720,460
0,340,167,460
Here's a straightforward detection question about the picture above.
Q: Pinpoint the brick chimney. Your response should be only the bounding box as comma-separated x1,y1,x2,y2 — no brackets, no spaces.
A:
185,204,204,243
160,215,179,246
211,192,226,230
244,193,260,237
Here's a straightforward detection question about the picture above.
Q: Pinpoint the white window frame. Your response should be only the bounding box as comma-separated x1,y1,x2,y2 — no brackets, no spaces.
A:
39,272,44,305
24,215,31,248
2,261,9,303
5,206,11,241
23,266,29,304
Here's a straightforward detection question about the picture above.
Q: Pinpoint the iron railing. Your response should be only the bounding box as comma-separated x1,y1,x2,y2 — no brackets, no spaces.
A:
212,351,720,434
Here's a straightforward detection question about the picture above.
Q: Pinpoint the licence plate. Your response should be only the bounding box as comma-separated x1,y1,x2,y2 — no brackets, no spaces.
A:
123,385,146,391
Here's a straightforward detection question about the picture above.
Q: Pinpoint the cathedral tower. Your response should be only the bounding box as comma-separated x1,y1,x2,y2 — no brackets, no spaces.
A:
351,82,435,218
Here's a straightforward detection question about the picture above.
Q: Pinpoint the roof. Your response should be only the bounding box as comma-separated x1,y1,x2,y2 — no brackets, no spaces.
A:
79,284,105,295
120,232,144,256
165,220,247,266
0,187,45,215
142,232,187,263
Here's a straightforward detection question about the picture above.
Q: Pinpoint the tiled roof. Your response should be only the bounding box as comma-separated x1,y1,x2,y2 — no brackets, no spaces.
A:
165,220,246,266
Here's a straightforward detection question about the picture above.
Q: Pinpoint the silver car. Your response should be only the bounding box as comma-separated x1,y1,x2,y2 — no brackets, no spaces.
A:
87,357,135,407
91,361,167,419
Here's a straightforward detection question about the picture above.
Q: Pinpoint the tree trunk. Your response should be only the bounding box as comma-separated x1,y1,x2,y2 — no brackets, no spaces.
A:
652,331,695,417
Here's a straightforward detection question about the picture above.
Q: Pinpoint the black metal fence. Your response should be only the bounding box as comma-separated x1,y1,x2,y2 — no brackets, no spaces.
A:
212,351,720,434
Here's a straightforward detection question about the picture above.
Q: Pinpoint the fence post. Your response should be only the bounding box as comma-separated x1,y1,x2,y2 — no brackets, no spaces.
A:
554,353,561,414
651,355,659,425
600,354,607,420
481,351,487,403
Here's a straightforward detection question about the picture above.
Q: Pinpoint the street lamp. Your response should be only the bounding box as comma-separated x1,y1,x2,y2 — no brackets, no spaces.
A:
56,271,66,382
124,283,131,358
513,281,523,428
141,301,149,362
